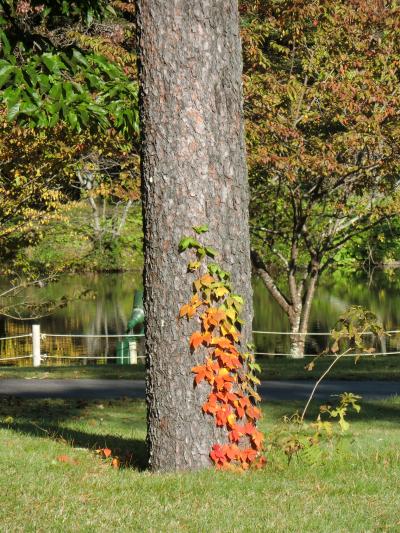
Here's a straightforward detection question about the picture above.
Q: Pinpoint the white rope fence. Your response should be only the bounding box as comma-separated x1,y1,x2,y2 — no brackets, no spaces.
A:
42,333,145,338
1,325,400,366
42,355,146,360
0,325,145,366
0,333,32,341
253,329,400,336
253,351,400,358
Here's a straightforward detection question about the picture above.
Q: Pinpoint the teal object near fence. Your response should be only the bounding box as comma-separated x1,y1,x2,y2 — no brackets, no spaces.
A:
116,290,144,365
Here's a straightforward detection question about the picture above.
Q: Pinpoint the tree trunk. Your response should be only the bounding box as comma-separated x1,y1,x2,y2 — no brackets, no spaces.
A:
289,307,306,358
289,331,306,358
137,0,252,471
289,272,318,358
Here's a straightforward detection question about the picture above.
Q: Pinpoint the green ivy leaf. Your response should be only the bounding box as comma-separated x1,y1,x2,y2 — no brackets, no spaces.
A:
193,224,208,234
178,237,200,252
205,246,217,258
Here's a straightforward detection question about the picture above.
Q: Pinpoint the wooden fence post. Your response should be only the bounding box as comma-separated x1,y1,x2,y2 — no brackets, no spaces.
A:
32,324,41,367
129,340,137,365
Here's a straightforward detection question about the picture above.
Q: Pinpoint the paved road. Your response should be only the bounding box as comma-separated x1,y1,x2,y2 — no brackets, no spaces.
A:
0,379,399,401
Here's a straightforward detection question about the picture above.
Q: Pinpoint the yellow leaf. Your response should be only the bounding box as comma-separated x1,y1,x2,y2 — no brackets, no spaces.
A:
225,307,237,322
227,414,236,427
215,286,229,298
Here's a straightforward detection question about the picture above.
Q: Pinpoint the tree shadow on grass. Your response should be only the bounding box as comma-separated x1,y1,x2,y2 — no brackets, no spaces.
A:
0,396,148,470
265,397,400,424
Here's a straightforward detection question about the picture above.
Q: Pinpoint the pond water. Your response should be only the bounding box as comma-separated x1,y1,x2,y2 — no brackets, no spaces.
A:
2,270,400,362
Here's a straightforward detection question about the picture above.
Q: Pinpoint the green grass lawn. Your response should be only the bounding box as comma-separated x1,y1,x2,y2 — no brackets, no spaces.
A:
0,364,146,381
2,353,400,381
0,395,399,532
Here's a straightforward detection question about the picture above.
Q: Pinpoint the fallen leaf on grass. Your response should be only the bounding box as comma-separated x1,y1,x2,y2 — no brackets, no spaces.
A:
57,455,79,465
96,447,112,458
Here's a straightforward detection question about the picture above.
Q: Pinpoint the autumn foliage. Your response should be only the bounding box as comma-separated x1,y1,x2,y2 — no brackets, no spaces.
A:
179,228,265,470
240,0,400,356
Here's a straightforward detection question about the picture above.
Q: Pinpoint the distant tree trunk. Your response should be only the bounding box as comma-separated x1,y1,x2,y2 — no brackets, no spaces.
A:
289,309,306,359
137,0,252,471
289,273,318,358
252,251,319,359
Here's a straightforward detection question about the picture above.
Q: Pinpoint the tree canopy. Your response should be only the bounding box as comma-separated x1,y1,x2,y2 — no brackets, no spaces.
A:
0,0,140,277
241,0,400,355
0,0,138,133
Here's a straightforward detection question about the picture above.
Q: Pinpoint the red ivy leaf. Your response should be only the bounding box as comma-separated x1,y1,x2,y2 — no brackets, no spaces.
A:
228,425,243,443
251,429,265,449
246,405,261,420
190,331,205,350
210,444,227,465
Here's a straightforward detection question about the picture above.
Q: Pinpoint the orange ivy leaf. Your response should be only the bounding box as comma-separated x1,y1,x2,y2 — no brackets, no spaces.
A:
211,337,238,352
240,448,258,463
246,405,261,420
57,454,70,463
192,365,210,385
242,422,256,436
215,405,232,427
201,308,226,330
216,390,238,404
103,448,112,458
199,274,215,287
190,331,205,350
225,444,239,461
192,359,218,385
251,429,265,449
239,397,251,409
228,425,243,443
254,456,267,469
214,371,234,391
202,331,212,345
210,444,227,466
235,404,245,418
203,393,218,414
190,331,212,350
111,457,120,469
234,396,251,418
215,349,242,369
190,293,202,308
179,304,196,319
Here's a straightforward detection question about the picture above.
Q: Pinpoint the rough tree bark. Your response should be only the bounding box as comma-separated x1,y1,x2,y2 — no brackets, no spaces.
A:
137,0,253,471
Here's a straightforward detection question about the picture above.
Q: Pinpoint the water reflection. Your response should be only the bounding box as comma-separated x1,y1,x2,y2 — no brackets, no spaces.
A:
1,270,400,361
0,272,142,363
253,273,400,355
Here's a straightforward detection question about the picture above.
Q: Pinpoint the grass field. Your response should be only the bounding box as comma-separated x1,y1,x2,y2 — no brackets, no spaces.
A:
2,353,400,381
0,395,399,532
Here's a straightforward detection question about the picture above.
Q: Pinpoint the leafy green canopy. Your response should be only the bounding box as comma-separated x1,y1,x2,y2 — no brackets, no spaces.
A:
0,0,138,134
242,0,400,272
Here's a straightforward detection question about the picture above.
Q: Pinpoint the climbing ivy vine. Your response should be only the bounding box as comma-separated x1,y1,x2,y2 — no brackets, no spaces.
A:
179,227,265,470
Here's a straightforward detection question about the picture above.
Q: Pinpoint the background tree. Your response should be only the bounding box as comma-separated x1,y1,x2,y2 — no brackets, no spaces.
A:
0,0,142,318
75,133,140,254
138,0,253,471
0,0,141,276
241,0,400,357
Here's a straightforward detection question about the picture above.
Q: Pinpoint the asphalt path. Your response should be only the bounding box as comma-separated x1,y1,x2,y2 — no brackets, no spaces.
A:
0,379,399,401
